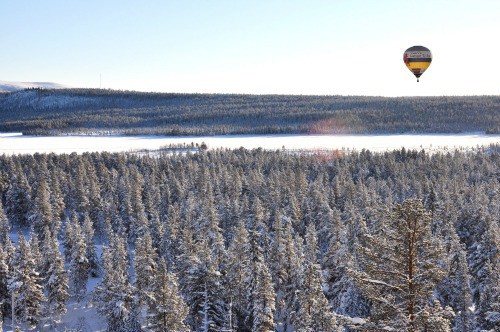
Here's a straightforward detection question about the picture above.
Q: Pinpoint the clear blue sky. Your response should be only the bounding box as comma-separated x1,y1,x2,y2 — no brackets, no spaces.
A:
1,0,499,96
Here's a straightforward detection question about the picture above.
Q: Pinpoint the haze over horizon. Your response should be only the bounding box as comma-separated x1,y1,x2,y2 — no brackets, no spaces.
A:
2,0,499,96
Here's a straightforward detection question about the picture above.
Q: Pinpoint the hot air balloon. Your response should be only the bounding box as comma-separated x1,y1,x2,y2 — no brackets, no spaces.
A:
403,46,432,82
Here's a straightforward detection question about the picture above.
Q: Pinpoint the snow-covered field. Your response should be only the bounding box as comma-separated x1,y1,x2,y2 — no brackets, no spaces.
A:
0,81,68,92
0,132,498,155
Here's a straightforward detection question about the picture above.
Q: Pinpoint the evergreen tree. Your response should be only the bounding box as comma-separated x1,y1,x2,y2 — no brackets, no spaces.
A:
49,168,65,235
29,234,43,273
322,207,368,317
5,166,32,229
352,198,451,331
150,210,168,259
0,246,9,321
415,299,455,332
94,234,134,332
9,234,45,327
181,240,226,331
196,183,226,271
0,199,11,246
128,166,149,243
82,212,99,277
475,260,500,331
468,214,500,331
43,227,70,324
73,159,90,216
62,214,77,262
437,225,475,332
247,229,276,332
148,260,189,332
226,221,251,331
29,176,54,242
295,223,341,331
134,232,158,307
70,222,89,302
270,215,300,330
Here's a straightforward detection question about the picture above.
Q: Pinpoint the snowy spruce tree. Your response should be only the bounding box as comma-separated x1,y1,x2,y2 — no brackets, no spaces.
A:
226,221,251,330
94,234,134,332
29,176,54,242
0,199,11,246
468,214,500,331
269,215,301,330
295,223,342,331
70,222,89,302
62,214,77,262
134,232,158,308
182,239,226,331
0,246,9,321
247,229,276,332
475,260,500,331
437,222,475,332
148,260,189,332
5,166,32,229
82,212,100,277
9,234,45,328
41,226,70,324
322,207,369,317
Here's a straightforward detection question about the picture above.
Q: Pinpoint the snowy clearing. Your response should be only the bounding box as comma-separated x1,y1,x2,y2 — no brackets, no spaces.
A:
0,132,498,155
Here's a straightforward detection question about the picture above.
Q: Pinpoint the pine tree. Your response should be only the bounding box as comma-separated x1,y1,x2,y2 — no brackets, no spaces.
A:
128,166,149,243
181,239,226,331
0,199,11,246
5,166,32,229
468,214,500,331
43,228,70,324
247,229,276,332
322,207,368,317
82,212,99,277
1,236,14,319
9,234,45,327
476,260,500,331
226,221,251,331
148,260,189,332
196,182,226,271
70,222,89,302
73,159,90,216
0,246,9,322
29,234,43,273
94,234,134,332
437,224,474,332
134,232,158,307
62,214,77,262
295,223,341,331
49,168,65,235
269,215,300,330
29,176,54,242
352,198,451,331
150,210,168,259
415,299,455,332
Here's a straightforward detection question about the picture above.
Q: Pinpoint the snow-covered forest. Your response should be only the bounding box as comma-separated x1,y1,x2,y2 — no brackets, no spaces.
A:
0,146,498,331
1,89,499,135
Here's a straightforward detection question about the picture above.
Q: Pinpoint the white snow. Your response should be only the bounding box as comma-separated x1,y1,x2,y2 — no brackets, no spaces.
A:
347,317,366,325
0,80,68,92
0,133,498,155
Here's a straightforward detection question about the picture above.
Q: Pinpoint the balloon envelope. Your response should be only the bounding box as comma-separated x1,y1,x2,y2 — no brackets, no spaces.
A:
403,46,432,81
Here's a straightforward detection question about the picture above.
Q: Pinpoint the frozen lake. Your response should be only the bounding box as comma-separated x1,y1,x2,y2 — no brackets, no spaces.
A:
0,132,498,155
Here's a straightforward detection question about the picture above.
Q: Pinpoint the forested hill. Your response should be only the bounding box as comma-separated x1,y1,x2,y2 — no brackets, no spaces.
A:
0,88,499,135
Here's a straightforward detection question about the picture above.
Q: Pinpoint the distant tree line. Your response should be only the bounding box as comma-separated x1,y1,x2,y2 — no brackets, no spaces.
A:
0,88,499,135
0,146,498,330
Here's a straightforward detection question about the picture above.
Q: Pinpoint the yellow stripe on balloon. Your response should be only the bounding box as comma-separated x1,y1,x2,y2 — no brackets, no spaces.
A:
405,62,431,70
